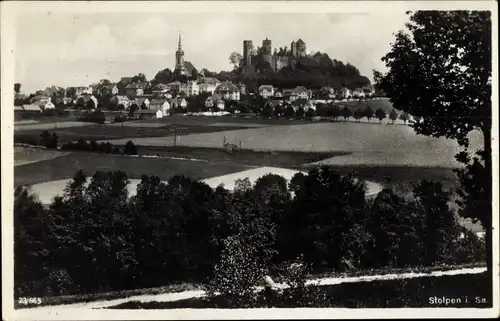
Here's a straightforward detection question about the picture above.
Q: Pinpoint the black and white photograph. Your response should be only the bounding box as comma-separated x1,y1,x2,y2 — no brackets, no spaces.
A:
1,1,498,319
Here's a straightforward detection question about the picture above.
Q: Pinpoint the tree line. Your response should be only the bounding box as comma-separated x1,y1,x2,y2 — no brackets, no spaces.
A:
15,167,484,297
14,130,139,155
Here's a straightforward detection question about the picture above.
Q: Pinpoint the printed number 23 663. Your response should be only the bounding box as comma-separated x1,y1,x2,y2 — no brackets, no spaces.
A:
18,297,42,305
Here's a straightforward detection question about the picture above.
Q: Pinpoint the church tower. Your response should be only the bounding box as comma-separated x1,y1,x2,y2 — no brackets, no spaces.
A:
175,33,186,74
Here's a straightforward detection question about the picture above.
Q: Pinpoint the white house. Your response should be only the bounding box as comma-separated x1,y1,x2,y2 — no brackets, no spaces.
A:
29,95,51,104
134,97,151,109
112,95,131,109
125,83,145,97
152,83,169,96
198,77,221,95
171,97,188,109
353,88,365,98
67,86,92,97
338,87,352,99
149,99,171,116
215,82,240,101
293,86,312,100
186,80,199,96
282,89,298,102
259,85,274,99
205,94,225,110
363,86,375,97
166,81,187,94
37,100,55,110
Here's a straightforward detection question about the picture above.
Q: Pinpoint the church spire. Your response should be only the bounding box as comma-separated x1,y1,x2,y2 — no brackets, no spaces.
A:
178,33,182,50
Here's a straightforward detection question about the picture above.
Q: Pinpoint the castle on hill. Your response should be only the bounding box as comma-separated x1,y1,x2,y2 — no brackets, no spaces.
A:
241,38,309,72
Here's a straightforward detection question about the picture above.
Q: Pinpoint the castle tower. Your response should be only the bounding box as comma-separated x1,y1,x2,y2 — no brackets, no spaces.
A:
291,41,297,57
243,40,253,66
262,37,272,54
262,37,273,67
296,39,306,57
175,33,186,73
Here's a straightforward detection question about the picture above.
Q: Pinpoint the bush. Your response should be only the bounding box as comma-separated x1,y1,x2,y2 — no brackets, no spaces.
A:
276,257,328,307
205,236,265,308
124,140,138,155
61,139,118,154
40,130,59,148
14,134,40,146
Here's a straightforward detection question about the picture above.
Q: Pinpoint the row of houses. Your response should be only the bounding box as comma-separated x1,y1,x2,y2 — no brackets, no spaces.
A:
258,85,375,100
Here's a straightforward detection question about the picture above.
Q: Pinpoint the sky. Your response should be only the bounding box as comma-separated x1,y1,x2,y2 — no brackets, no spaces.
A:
14,11,410,94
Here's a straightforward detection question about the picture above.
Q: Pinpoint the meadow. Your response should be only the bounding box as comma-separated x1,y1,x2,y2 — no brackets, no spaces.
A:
14,152,249,188
105,122,483,168
14,147,69,166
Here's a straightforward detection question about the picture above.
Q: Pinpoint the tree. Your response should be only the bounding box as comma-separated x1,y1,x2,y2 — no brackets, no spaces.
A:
75,97,86,109
284,105,295,118
85,99,96,110
375,108,386,123
295,106,305,119
132,73,148,84
341,106,352,122
366,189,423,268
327,105,341,121
353,109,364,122
315,103,327,118
389,109,398,124
14,83,21,94
40,130,58,148
375,11,492,272
413,181,458,265
129,104,139,117
399,111,409,125
363,105,374,122
191,67,199,80
234,177,252,192
261,104,273,118
205,235,264,307
229,52,243,70
14,186,58,296
254,174,289,197
283,167,367,270
152,68,174,86
305,108,316,119
65,87,77,98
124,141,138,155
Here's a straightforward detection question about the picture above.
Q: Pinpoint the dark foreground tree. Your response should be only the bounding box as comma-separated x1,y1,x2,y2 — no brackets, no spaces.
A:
413,181,458,265
375,11,492,275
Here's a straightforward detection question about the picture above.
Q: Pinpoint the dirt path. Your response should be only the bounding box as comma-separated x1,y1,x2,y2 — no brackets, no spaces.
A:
23,266,486,310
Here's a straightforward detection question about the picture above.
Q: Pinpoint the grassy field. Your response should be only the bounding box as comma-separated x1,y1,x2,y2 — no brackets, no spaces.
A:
14,121,95,131
14,123,255,145
105,122,483,168
107,272,491,309
14,152,250,188
133,146,344,167
14,147,70,166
